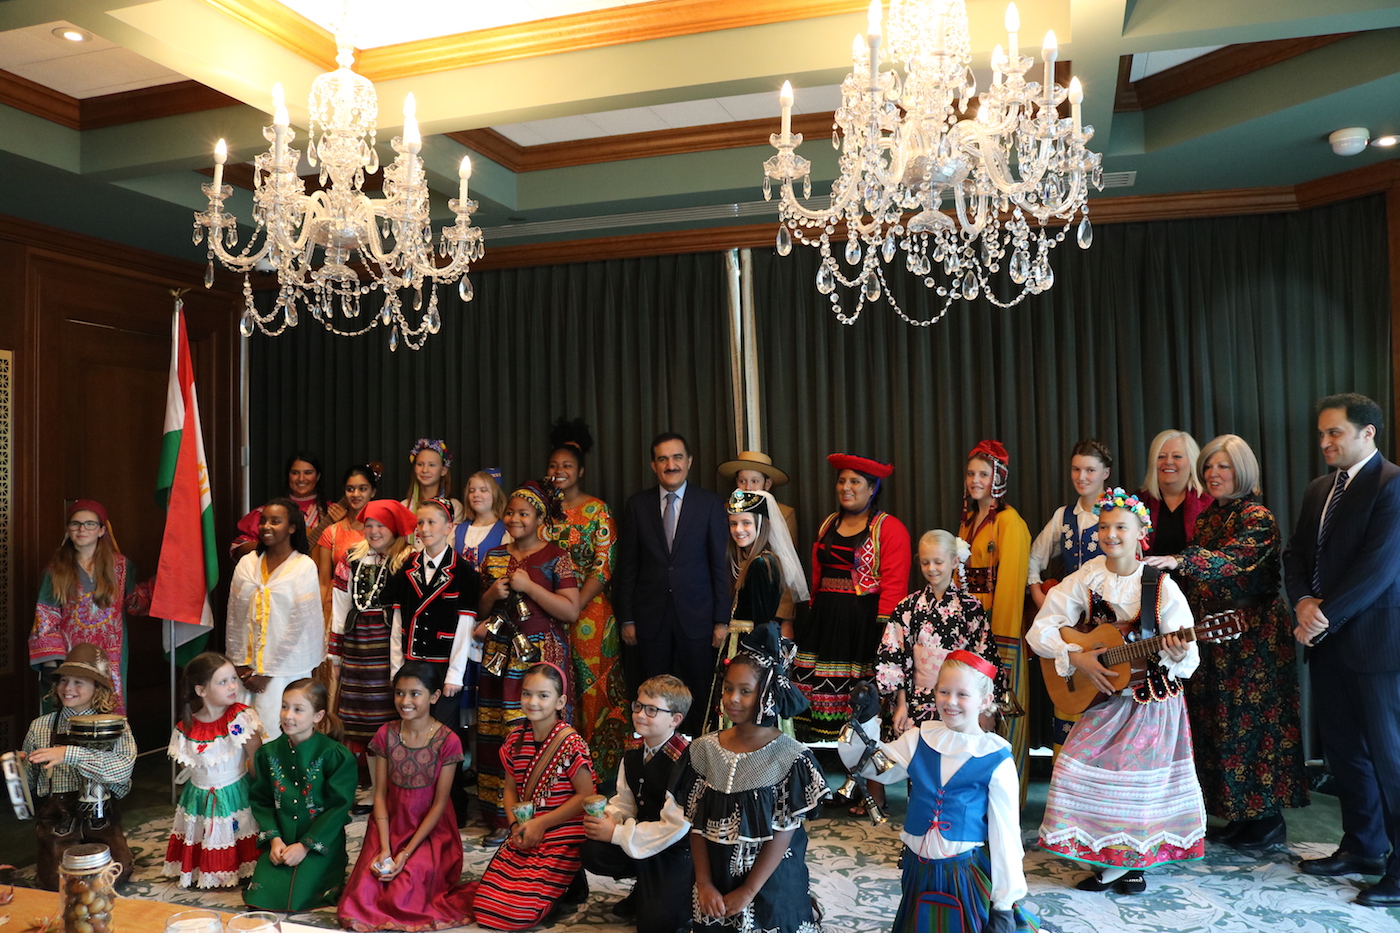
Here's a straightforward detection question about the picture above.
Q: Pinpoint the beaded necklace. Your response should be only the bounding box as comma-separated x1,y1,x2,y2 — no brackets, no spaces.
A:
350,554,391,613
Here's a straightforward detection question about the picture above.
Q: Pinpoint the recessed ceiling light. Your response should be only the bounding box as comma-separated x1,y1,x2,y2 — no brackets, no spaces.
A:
53,27,91,42
1372,135,1399,148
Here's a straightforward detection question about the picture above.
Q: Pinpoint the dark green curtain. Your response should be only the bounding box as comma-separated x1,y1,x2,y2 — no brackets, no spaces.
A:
751,195,1390,556
247,252,733,513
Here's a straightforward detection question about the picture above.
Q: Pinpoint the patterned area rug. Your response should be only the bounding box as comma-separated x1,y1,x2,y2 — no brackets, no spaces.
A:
8,810,1400,931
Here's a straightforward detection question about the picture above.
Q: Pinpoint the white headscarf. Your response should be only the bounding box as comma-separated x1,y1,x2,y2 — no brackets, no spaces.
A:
736,489,810,603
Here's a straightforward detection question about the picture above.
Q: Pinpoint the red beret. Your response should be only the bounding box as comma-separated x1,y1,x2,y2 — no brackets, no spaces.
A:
360,499,417,538
827,453,894,478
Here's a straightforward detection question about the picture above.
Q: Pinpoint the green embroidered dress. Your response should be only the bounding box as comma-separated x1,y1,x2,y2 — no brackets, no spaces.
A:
245,730,357,911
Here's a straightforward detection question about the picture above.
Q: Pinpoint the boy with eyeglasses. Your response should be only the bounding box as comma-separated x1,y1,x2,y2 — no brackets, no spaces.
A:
581,675,692,931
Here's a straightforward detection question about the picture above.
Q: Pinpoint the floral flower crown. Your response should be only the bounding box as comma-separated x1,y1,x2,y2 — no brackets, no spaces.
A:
408,438,453,469
1092,487,1153,533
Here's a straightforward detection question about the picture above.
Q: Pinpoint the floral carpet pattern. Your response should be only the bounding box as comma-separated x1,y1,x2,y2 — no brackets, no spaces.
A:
7,810,1400,931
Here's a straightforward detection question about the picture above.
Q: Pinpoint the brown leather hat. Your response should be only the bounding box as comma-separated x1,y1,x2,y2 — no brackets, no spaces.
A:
55,643,114,691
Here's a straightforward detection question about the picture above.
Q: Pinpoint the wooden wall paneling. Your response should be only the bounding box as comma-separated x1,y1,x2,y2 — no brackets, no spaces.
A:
0,215,240,744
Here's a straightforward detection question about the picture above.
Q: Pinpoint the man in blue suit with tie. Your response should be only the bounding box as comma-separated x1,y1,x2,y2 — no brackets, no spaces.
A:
1283,393,1400,906
614,432,730,736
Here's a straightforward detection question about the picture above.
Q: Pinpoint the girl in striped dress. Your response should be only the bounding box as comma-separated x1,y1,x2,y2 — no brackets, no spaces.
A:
465,662,594,930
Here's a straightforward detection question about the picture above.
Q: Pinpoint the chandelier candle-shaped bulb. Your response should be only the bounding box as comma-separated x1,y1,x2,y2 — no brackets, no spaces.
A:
458,155,471,203
212,138,226,193
1006,3,1019,65
1042,30,1058,108
992,43,1005,84
1068,76,1083,133
867,0,881,91
272,82,288,166
779,81,794,139
403,93,420,190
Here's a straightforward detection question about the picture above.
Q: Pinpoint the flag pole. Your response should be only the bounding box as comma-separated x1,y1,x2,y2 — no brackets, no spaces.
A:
167,289,187,806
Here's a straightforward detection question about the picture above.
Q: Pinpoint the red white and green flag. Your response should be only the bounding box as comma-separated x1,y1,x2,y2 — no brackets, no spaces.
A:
151,297,216,659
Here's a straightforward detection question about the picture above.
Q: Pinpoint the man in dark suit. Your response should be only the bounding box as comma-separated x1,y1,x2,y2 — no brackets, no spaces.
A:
1283,393,1400,907
614,432,730,735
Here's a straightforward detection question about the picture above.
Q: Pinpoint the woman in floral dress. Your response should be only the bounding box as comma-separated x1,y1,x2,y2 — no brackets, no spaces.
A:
1144,434,1307,853
544,418,629,783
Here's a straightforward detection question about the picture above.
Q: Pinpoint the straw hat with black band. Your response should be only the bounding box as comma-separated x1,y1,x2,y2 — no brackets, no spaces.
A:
717,451,789,487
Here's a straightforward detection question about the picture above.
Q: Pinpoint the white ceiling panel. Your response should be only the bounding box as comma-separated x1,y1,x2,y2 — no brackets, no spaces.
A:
587,105,672,136
492,123,553,147
519,113,610,144
10,46,183,98
650,98,734,128
0,21,120,66
716,90,785,122
792,84,844,113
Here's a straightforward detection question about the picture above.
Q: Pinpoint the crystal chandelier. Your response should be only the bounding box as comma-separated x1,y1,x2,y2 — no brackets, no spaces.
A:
194,30,484,350
764,0,1102,325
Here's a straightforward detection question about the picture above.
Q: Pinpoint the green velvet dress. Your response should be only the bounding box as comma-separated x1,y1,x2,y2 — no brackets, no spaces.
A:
245,730,358,911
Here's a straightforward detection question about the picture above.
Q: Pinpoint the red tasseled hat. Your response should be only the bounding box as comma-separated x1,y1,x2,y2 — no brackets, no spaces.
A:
826,453,894,478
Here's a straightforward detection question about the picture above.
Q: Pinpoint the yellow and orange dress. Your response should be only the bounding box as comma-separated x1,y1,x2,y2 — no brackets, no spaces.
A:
959,505,1031,796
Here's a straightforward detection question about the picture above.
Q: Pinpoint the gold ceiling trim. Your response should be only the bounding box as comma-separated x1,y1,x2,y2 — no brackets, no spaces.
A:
203,0,337,71
206,0,868,82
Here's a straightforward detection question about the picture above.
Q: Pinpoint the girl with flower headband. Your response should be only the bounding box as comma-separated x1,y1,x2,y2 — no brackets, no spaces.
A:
674,625,826,932
403,439,466,524
840,651,1040,933
30,499,154,715
1027,487,1205,895
475,480,581,847
957,440,1032,800
1027,439,1114,759
877,530,1008,734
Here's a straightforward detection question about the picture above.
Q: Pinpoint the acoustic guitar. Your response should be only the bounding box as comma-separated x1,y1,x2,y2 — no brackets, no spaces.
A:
1040,610,1247,715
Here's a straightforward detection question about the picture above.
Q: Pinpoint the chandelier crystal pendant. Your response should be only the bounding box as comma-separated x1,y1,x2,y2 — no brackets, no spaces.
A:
764,0,1102,325
193,34,484,350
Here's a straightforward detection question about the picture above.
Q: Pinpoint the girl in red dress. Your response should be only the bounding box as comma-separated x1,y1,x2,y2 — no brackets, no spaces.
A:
465,662,595,930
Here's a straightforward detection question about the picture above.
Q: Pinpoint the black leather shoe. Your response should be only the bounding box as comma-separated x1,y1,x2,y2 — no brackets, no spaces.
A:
560,870,589,905
1116,871,1147,895
1205,820,1241,843
1300,851,1387,876
611,890,637,919
1227,814,1287,854
350,803,374,816
1075,872,1117,892
480,826,510,847
1356,877,1400,907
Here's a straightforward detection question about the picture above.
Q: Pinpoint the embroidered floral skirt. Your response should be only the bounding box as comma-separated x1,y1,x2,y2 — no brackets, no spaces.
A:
1039,693,1206,869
